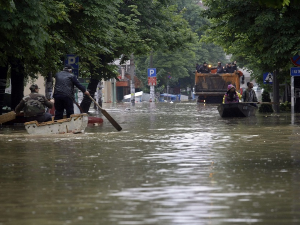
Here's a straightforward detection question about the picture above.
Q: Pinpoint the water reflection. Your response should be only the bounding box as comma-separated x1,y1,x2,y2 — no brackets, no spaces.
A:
0,103,300,224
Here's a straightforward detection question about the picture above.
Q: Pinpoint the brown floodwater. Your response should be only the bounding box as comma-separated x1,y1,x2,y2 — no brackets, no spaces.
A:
0,102,300,225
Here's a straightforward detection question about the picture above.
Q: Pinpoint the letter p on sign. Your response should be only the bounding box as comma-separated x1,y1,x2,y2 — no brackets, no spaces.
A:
148,68,156,77
68,56,76,65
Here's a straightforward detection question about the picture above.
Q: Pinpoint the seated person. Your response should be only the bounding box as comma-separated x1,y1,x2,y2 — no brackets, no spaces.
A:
15,84,54,122
224,84,239,103
199,62,211,73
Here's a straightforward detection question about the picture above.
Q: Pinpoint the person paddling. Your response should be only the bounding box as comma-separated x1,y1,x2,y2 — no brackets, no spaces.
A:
53,64,90,120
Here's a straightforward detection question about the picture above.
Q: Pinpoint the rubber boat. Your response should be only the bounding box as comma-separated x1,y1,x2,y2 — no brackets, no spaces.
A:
217,103,258,117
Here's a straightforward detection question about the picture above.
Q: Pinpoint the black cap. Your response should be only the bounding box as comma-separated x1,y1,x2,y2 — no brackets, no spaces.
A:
29,84,39,91
64,64,72,70
203,62,207,64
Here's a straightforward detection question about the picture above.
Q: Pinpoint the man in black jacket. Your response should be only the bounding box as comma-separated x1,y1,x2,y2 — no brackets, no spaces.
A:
199,62,211,73
216,62,224,73
53,64,90,120
225,62,235,73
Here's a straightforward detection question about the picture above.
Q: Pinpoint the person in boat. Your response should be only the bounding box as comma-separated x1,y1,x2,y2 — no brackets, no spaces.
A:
224,84,239,104
242,82,259,107
198,62,211,73
53,64,90,120
15,84,54,122
216,62,224,73
224,62,235,73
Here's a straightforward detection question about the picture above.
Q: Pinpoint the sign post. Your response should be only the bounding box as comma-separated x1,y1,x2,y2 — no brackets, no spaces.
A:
148,68,156,101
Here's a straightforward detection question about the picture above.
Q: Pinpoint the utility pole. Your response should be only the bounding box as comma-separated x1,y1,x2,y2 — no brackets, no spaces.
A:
273,69,280,113
129,54,135,106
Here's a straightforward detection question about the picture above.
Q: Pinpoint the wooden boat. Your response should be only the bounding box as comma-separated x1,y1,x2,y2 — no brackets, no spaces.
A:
1,112,103,125
217,103,258,117
24,113,89,135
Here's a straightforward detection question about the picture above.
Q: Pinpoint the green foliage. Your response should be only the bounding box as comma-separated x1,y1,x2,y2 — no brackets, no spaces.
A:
259,90,273,112
202,0,300,86
135,0,227,92
0,0,202,81
279,101,291,111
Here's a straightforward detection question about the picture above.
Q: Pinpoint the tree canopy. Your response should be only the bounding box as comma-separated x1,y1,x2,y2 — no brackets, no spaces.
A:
0,0,200,80
135,0,227,93
202,0,300,84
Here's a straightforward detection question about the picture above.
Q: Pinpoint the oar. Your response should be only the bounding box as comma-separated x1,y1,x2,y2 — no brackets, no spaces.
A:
0,111,16,124
72,99,85,113
88,95,122,131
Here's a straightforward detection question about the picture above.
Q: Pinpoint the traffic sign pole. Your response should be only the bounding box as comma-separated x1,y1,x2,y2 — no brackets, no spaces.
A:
148,68,156,102
291,76,295,116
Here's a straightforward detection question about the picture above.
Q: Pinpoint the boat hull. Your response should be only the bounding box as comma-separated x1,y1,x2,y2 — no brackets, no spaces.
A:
24,114,89,135
217,103,257,117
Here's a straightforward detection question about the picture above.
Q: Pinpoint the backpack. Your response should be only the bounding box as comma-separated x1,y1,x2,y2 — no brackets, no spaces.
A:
23,95,45,117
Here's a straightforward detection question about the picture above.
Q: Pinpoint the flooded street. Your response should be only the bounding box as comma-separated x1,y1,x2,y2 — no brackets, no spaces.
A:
1,102,300,225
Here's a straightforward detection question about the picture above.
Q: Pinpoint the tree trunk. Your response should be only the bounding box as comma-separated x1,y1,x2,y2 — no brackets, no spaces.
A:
80,78,99,113
10,58,25,111
0,64,8,115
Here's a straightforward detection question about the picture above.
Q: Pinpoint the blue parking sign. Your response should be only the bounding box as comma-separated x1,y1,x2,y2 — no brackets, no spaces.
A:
65,54,79,69
148,68,156,77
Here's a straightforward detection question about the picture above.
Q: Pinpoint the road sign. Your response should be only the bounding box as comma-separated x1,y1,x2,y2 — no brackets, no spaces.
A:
291,55,300,66
65,54,79,69
290,67,300,76
148,68,156,77
148,77,157,86
263,72,273,84
65,54,79,77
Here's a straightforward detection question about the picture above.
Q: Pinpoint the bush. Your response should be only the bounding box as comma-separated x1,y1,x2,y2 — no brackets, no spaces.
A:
279,101,291,112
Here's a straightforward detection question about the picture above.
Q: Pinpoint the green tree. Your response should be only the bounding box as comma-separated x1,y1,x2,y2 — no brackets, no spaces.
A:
202,0,300,85
135,0,227,94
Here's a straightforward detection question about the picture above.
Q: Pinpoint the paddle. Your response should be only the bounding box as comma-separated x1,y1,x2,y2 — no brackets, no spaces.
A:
0,111,16,124
72,99,85,113
88,95,122,131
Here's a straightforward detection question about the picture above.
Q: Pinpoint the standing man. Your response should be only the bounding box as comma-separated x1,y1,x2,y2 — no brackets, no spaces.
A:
216,62,224,73
199,62,211,73
225,62,235,73
53,64,90,120
15,84,54,122
242,82,259,107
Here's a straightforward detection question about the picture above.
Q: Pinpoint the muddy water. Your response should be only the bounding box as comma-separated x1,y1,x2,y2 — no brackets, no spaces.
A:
0,102,300,225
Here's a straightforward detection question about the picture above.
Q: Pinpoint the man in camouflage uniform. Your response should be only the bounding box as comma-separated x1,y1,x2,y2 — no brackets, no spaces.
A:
15,84,54,122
